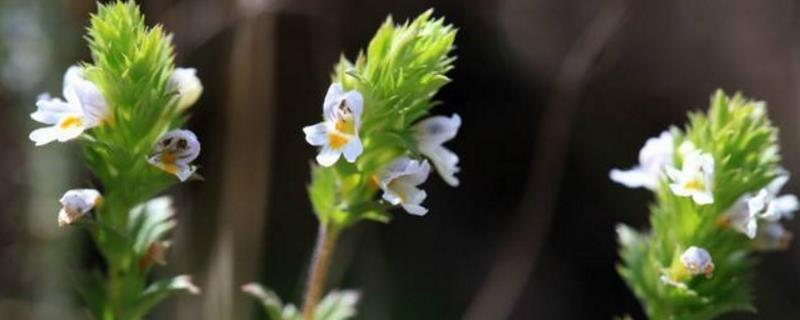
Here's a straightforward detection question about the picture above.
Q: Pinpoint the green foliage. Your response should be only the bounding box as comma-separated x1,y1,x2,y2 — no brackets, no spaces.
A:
617,90,781,319
243,283,359,320
49,2,199,319
83,0,181,215
310,9,456,228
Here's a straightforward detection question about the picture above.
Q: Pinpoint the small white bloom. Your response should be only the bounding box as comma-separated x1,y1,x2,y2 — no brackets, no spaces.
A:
148,129,201,181
303,83,364,167
666,148,714,205
29,65,110,146
725,174,797,238
169,67,203,111
680,246,714,278
379,157,431,216
748,174,798,222
58,188,102,227
610,131,674,190
414,114,461,187
726,196,759,238
753,221,793,251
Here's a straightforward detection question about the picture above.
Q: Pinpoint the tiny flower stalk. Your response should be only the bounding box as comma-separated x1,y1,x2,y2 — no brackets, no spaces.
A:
615,90,795,319
247,10,459,320
29,2,203,319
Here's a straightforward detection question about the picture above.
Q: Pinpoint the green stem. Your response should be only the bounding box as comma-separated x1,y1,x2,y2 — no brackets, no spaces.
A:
301,223,340,320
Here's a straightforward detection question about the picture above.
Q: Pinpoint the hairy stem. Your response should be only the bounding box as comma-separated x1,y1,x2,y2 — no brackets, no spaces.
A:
301,223,340,320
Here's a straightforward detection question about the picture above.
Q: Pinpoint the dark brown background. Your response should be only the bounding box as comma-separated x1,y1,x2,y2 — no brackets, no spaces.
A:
1,0,800,319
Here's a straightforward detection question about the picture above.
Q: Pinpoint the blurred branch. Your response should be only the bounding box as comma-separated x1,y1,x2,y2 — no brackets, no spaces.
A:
199,1,277,319
463,1,629,319
153,0,306,54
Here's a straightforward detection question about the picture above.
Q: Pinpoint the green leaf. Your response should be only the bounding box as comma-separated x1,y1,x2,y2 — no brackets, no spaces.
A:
128,196,177,256
123,275,200,319
308,165,339,224
242,283,301,320
315,290,360,320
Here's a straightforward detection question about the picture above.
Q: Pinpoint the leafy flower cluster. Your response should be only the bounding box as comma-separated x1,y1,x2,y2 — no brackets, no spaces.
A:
247,10,459,320
28,2,203,319
304,9,459,228
613,90,796,319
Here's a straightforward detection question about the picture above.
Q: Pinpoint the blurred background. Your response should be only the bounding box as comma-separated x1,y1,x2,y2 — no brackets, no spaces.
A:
2,0,800,319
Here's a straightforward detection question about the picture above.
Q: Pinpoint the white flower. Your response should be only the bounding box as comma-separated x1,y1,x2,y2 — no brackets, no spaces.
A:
726,174,798,239
169,67,203,111
748,174,798,222
379,157,431,216
58,188,102,227
303,83,364,167
148,129,201,181
610,131,673,190
725,196,759,238
413,114,461,187
666,148,714,205
29,65,110,146
680,246,714,278
753,221,793,251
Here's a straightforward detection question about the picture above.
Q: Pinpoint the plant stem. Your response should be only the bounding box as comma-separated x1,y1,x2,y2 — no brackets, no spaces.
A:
301,223,340,320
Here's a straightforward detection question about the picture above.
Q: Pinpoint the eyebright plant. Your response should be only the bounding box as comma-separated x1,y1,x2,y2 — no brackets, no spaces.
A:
244,10,458,320
612,90,797,319
29,2,204,319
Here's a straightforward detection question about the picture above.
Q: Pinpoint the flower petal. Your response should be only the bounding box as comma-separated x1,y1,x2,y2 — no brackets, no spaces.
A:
341,136,363,163
316,146,341,167
609,167,656,190
29,127,61,146
421,144,459,187
774,194,799,219
692,192,714,205
303,123,330,146
381,189,403,205
343,90,364,123
322,83,345,120
31,96,75,124
174,164,197,182
402,203,428,216
72,80,108,126
62,65,83,103
415,114,461,146
169,67,203,111
748,189,768,216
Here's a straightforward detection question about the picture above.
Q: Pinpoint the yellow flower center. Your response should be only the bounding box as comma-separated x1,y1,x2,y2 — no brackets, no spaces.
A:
334,118,355,134
328,132,350,149
159,152,179,174
683,178,704,192
388,181,407,202
59,116,83,129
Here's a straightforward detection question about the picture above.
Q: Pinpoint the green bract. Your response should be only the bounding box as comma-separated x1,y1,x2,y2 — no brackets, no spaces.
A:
618,90,782,319
35,2,202,319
